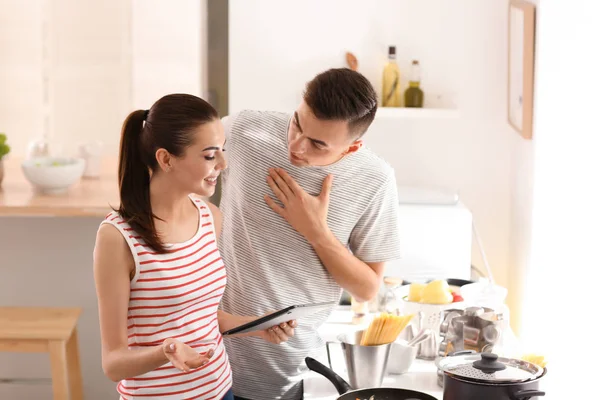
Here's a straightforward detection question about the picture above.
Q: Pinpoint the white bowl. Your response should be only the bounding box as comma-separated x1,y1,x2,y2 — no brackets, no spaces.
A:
388,339,418,375
21,157,85,194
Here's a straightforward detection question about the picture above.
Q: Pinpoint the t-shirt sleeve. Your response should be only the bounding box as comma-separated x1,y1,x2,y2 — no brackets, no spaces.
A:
221,113,238,143
349,169,402,263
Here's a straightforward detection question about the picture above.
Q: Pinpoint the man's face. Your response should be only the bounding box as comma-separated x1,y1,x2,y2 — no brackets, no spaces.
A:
287,101,362,167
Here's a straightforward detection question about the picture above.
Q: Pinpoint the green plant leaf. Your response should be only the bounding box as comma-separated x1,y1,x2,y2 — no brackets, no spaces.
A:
0,144,9,158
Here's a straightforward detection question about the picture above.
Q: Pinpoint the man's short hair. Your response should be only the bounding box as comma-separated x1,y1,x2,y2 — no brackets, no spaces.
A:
303,68,378,138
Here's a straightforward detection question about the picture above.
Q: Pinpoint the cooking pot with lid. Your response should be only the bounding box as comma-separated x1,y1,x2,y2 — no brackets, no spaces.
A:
438,351,546,400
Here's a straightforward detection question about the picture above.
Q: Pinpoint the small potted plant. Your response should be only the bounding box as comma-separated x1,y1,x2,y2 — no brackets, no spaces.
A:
0,133,10,186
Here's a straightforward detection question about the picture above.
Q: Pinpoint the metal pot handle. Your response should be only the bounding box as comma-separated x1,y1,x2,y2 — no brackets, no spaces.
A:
512,389,546,399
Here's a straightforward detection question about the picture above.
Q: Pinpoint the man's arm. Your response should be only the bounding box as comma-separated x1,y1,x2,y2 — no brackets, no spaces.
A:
264,168,401,303
309,232,384,302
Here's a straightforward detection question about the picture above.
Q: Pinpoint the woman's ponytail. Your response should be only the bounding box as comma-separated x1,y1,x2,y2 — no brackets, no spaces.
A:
117,109,165,252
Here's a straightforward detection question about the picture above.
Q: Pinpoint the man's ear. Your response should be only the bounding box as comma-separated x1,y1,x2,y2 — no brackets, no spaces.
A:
344,139,363,155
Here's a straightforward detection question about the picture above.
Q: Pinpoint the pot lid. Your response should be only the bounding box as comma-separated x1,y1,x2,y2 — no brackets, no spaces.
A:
439,352,544,384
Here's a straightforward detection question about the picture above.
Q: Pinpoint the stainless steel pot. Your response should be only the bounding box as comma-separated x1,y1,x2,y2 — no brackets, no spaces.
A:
438,352,546,400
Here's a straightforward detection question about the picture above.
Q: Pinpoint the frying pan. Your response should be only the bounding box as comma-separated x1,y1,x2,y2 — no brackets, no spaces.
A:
305,357,438,400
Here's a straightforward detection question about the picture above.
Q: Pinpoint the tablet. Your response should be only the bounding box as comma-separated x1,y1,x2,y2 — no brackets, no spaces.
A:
221,301,337,336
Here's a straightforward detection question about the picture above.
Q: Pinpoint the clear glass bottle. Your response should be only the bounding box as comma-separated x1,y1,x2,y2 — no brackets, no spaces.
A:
379,276,404,315
382,46,401,107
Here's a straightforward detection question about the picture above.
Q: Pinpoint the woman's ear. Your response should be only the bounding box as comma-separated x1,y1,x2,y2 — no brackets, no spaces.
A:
155,148,172,172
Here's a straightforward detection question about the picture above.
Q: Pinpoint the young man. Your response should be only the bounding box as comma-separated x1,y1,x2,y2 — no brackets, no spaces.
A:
218,68,402,399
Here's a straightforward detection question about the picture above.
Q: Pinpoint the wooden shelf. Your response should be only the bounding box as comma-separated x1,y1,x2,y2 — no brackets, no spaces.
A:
375,107,459,119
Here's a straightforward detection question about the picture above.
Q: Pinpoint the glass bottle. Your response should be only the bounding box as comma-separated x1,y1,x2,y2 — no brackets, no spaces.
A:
404,60,424,108
382,46,401,107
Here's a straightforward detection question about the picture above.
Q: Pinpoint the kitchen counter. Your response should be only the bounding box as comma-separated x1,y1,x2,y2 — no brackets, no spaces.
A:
305,307,443,399
0,156,119,217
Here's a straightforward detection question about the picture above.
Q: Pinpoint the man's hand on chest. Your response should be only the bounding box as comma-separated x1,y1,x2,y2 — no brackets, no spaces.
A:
264,167,334,245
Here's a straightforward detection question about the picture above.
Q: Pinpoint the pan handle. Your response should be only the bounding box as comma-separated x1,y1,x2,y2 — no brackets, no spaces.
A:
305,357,352,395
512,389,545,399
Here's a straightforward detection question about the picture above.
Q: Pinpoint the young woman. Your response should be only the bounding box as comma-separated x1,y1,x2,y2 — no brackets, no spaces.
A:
93,94,296,399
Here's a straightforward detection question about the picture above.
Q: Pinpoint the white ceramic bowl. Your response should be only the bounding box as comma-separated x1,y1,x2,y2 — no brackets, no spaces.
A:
387,339,418,375
21,157,85,194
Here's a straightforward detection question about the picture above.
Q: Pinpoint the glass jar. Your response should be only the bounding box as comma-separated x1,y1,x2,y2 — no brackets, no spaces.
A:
379,276,404,315
351,296,370,325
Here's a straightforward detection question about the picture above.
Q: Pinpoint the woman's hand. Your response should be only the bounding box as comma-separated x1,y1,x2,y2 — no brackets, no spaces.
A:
257,320,297,344
162,338,214,372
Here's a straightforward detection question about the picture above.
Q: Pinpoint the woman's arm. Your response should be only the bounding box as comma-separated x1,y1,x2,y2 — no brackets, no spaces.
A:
93,224,169,381
93,224,212,381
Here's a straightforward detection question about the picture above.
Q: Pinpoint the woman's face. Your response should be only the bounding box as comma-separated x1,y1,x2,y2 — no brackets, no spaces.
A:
167,119,227,197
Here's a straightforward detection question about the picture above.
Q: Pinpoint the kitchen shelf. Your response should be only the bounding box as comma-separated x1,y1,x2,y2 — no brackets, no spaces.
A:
375,107,459,119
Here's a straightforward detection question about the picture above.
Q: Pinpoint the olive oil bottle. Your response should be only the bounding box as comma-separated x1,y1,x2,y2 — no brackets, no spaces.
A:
404,60,424,108
382,46,401,107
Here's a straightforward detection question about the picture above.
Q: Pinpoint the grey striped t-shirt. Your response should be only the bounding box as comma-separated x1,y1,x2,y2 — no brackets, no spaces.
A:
218,110,401,399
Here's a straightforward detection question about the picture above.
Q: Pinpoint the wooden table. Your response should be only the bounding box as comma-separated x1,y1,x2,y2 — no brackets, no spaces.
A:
0,157,119,217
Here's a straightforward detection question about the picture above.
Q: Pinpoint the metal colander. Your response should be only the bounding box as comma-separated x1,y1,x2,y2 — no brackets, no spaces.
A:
439,352,544,384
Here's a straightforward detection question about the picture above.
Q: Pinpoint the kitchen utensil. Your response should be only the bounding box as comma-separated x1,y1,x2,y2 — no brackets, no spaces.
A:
402,298,464,359
305,357,438,400
388,339,418,375
438,352,546,400
325,330,392,389
407,328,432,347
437,306,511,386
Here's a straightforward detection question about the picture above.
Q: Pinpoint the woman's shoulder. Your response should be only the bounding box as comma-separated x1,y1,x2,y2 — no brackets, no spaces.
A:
189,194,222,236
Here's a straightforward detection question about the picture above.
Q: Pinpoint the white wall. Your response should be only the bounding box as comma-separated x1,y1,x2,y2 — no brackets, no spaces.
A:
50,0,132,157
520,0,600,396
0,0,45,156
229,0,515,291
131,0,207,110
0,0,206,157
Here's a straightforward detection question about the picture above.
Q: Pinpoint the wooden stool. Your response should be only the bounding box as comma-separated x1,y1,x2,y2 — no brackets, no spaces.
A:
0,307,84,400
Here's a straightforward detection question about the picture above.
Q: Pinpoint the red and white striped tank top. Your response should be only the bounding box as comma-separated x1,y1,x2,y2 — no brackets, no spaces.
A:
101,196,232,399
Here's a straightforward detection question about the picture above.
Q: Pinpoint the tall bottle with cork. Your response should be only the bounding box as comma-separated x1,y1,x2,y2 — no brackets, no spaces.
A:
404,60,424,108
382,46,401,107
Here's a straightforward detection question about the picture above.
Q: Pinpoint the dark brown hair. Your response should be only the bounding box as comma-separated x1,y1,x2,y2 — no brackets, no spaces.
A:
117,93,218,253
303,68,378,138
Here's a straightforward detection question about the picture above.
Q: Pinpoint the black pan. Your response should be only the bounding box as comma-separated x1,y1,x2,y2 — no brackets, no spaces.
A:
305,357,438,400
